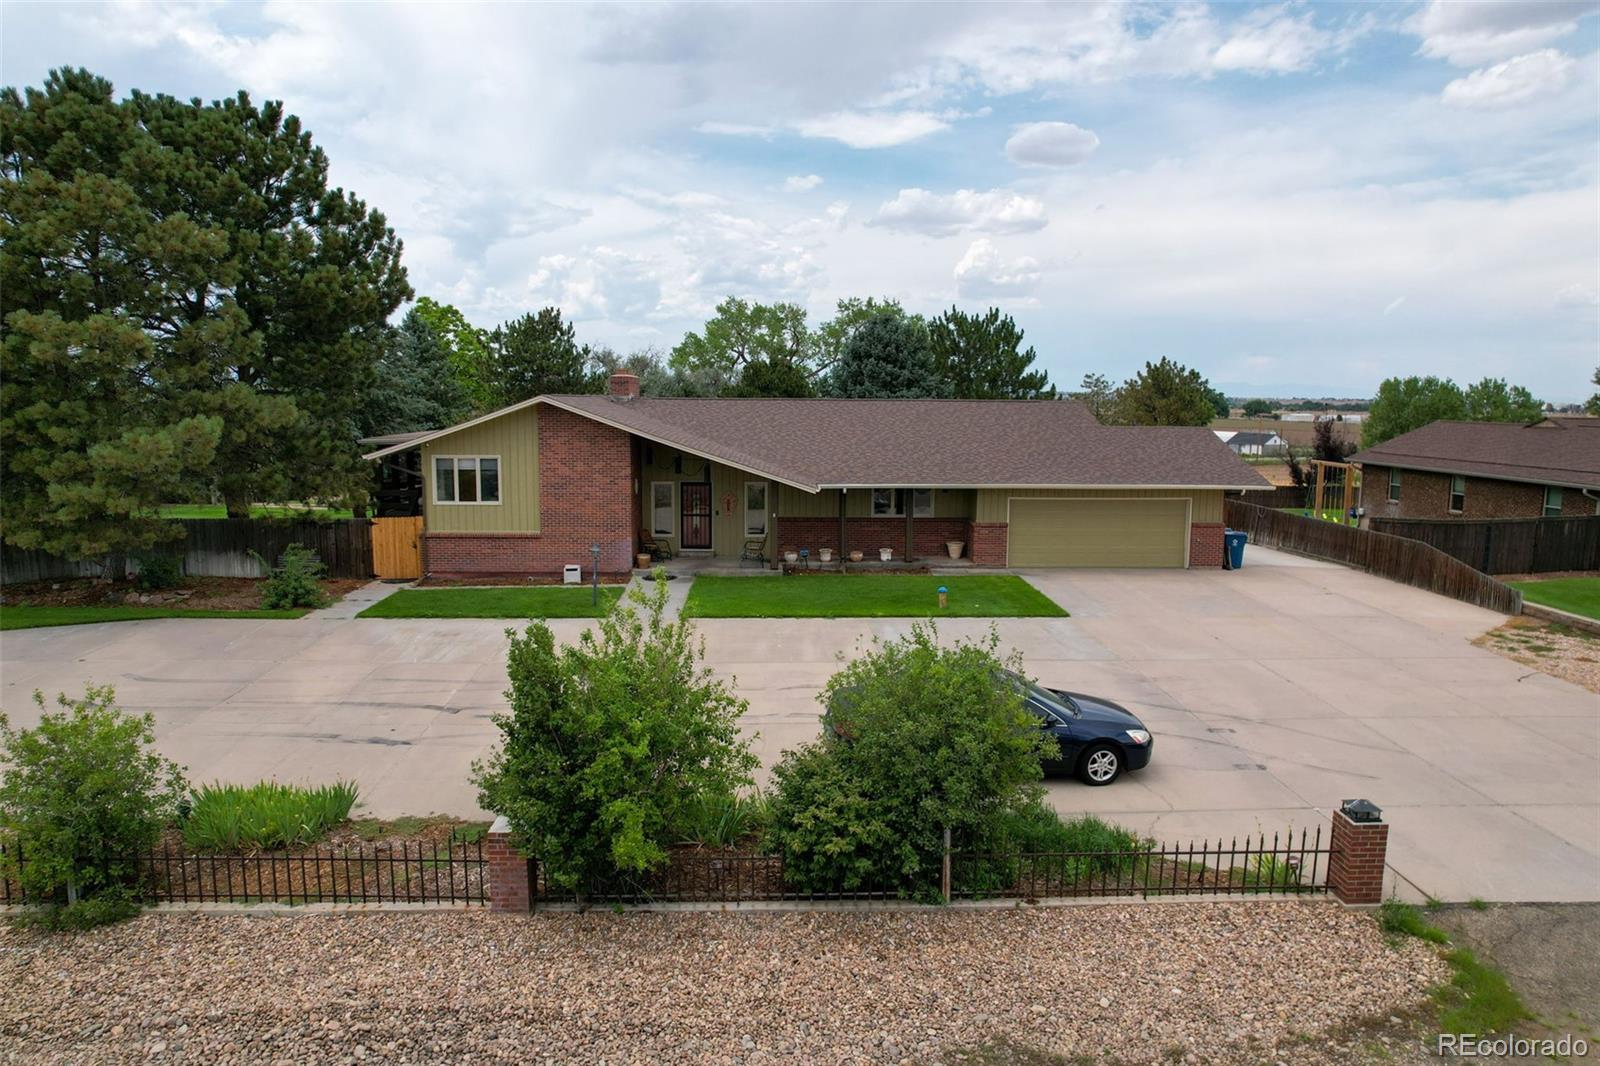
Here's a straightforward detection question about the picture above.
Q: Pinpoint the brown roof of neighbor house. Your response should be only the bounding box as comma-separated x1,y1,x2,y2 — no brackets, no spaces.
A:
365,394,1272,493
1349,418,1600,490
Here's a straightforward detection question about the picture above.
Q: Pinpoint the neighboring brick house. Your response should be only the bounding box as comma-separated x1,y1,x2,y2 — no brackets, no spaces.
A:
363,373,1270,579
1351,417,1600,522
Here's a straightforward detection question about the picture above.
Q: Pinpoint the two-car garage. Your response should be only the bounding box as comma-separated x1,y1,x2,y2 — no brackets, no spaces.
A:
1005,496,1192,568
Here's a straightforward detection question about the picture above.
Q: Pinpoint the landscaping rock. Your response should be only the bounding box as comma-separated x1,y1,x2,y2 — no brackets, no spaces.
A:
0,902,1445,1065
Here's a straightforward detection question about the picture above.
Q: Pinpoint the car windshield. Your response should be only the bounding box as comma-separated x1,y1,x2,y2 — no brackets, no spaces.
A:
1005,671,1078,719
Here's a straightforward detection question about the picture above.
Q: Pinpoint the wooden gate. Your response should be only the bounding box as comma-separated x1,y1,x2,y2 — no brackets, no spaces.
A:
371,517,424,579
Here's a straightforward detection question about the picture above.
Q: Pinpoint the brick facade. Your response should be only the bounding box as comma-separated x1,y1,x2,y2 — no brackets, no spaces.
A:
969,522,1009,566
1327,808,1389,906
1362,464,1593,521
774,516,975,560
425,406,636,579
486,817,531,913
1189,522,1224,568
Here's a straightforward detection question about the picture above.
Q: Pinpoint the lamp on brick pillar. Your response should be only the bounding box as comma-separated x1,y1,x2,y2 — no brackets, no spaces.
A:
1328,798,1388,906
485,815,532,913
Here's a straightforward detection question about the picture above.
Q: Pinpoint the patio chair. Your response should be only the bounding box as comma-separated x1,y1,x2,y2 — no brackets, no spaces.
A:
640,529,672,561
740,539,767,568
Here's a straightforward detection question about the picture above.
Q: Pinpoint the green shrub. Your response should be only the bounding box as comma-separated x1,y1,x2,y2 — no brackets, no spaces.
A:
253,543,329,609
473,573,757,899
10,889,141,931
961,802,1147,894
182,780,359,851
766,624,1055,900
133,551,183,591
671,790,772,848
0,686,187,926
1378,899,1450,943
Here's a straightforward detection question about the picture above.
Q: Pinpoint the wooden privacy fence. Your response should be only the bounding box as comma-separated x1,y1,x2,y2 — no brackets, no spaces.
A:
1224,499,1523,614
1370,515,1600,575
1,518,375,583
1237,485,1313,509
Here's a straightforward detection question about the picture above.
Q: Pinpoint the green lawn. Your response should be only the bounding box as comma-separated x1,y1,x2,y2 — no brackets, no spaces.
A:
158,503,355,520
682,574,1068,619
0,605,309,630
1508,577,1600,621
357,586,623,619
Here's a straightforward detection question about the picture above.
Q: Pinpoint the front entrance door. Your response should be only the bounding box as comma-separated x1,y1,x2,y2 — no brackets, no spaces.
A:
681,482,713,550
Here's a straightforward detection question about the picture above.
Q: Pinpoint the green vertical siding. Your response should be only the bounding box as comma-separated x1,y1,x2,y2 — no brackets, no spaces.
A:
640,447,773,558
422,407,539,532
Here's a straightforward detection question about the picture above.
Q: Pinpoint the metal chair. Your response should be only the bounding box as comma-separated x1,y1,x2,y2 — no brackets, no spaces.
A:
740,539,767,568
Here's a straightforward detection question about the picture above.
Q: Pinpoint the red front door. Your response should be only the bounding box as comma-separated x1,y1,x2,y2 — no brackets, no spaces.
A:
681,482,712,549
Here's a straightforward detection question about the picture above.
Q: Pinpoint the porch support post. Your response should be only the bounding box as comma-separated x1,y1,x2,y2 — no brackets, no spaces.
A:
905,491,913,561
838,489,847,566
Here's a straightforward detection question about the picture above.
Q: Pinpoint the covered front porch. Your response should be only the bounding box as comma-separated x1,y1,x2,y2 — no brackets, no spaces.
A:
773,486,987,566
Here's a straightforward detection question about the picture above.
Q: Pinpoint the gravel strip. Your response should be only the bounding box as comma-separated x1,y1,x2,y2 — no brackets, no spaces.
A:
0,903,1444,1065
1474,617,1600,693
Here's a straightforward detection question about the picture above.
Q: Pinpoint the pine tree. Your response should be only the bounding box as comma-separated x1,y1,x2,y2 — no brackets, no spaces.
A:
1112,359,1217,426
491,308,596,404
362,310,473,436
828,313,949,399
928,307,1054,399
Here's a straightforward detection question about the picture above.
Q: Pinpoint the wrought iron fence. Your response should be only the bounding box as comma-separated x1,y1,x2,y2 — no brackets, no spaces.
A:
534,827,1329,906
1,838,488,906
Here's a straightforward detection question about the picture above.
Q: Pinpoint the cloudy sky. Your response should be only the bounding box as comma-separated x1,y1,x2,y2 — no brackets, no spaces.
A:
4,1,1598,399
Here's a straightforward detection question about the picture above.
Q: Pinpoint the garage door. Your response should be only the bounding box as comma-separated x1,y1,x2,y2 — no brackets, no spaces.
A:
1008,498,1189,568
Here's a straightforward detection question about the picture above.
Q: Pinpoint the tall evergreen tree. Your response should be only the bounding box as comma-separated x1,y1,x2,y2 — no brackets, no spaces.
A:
827,313,949,399
1,69,228,563
810,296,909,374
1111,359,1217,426
361,310,473,437
928,307,1054,399
491,307,596,404
1072,373,1119,423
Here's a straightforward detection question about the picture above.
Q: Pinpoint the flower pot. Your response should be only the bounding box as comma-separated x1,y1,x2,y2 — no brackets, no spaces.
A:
946,540,964,559
783,551,799,564
848,550,863,563
636,553,652,569
818,548,833,563
879,547,893,562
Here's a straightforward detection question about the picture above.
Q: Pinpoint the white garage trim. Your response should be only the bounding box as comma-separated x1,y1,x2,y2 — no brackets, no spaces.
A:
1005,495,1193,568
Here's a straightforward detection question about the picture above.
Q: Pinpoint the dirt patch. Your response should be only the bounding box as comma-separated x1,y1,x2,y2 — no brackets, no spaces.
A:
0,576,365,611
1473,616,1600,692
1494,569,1600,583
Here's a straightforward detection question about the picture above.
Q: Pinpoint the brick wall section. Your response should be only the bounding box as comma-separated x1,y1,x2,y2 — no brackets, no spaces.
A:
486,817,530,913
775,516,976,561
1327,809,1389,905
1189,522,1224,568
425,406,636,579
969,522,1008,566
1362,464,1592,521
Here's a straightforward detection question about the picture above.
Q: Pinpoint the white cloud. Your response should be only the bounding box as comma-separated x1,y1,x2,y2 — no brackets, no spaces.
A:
1441,50,1576,109
1213,7,1330,73
1555,283,1600,308
791,109,950,148
1005,122,1100,167
1413,0,1599,66
697,121,776,137
1382,296,1406,316
953,239,1042,299
525,246,664,321
869,188,1049,237
783,174,824,192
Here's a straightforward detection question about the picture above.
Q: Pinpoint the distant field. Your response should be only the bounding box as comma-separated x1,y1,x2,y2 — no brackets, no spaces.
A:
1211,417,1362,449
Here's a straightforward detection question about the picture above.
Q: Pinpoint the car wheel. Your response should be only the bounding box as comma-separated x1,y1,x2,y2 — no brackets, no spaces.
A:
1079,744,1122,786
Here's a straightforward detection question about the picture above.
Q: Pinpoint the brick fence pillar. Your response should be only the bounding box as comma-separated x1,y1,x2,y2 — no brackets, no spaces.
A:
1328,801,1389,905
486,815,531,913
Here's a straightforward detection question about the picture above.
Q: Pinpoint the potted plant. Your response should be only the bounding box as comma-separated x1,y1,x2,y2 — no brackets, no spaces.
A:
848,550,864,563
879,547,893,562
946,540,964,559
818,547,834,563
636,552,652,569
782,545,799,564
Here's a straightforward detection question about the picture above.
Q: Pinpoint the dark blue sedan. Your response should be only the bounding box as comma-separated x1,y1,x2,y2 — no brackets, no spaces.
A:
1011,672,1153,786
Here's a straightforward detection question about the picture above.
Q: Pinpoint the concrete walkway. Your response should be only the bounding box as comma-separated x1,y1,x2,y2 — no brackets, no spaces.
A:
2,548,1594,903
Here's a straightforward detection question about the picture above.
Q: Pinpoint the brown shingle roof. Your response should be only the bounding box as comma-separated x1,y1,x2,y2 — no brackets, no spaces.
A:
550,395,1270,491
1349,418,1600,490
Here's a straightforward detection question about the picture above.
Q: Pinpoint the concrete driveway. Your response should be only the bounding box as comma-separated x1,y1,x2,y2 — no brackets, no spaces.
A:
2,548,1595,902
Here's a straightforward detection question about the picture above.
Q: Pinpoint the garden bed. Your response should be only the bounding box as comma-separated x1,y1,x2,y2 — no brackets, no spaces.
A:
0,576,364,611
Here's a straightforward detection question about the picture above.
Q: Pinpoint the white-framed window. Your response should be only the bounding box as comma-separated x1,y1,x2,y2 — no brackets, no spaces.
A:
870,488,937,517
433,456,500,505
1387,469,1401,503
1543,486,1563,517
744,481,768,537
1448,475,1466,514
651,482,675,537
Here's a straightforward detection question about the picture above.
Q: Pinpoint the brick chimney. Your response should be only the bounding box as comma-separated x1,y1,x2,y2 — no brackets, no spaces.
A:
608,372,641,402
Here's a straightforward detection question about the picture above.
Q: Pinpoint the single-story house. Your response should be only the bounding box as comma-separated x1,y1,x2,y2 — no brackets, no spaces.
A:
1351,417,1600,521
362,373,1271,579
1218,430,1286,456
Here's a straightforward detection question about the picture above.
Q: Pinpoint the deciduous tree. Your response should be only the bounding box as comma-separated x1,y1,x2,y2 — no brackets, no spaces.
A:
670,297,812,394
1362,376,1466,447
414,296,495,412
1462,377,1543,424
1242,398,1275,418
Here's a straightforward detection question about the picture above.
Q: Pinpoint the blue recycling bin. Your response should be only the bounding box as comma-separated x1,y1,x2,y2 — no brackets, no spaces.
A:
1224,529,1248,570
